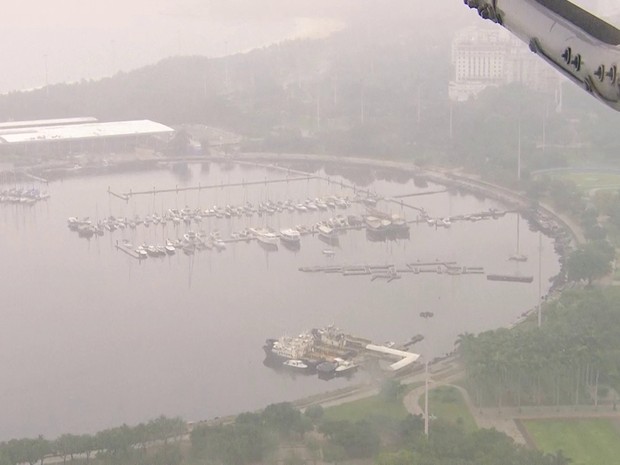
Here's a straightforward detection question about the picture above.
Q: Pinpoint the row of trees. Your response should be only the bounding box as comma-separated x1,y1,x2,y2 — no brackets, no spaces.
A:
1,400,572,465
0,416,185,465
190,402,315,465
458,287,620,408
191,400,561,465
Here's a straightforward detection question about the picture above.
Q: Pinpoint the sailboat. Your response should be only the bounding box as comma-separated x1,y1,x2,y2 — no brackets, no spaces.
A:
509,212,528,262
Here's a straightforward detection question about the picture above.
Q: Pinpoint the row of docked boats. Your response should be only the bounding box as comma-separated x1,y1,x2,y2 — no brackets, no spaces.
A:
1,187,50,205
422,208,508,228
281,358,358,378
65,192,374,233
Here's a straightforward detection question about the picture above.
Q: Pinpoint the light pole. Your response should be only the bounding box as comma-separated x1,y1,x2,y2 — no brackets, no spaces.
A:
420,311,434,436
424,358,429,436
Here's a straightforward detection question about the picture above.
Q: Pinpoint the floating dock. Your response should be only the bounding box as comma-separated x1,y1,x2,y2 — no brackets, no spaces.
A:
114,243,141,259
299,261,485,282
487,274,534,283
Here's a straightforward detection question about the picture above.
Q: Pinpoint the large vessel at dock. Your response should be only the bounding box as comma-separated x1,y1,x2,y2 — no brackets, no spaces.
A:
263,325,420,379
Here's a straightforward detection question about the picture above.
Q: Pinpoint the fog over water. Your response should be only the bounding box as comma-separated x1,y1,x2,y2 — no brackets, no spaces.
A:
0,162,560,439
0,0,476,94
1,0,615,94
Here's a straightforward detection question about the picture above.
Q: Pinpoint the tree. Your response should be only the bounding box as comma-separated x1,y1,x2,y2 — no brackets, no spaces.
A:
327,420,380,459
262,403,309,438
304,404,324,425
380,379,403,402
76,435,95,464
54,434,81,465
566,241,613,285
322,443,346,465
377,449,416,465
305,437,322,465
151,443,183,465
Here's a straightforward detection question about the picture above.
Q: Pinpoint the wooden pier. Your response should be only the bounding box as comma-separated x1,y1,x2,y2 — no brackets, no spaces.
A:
115,243,141,259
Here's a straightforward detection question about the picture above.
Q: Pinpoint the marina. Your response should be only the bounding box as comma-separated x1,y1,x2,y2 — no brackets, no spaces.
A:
0,160,563,440
0,187,50,205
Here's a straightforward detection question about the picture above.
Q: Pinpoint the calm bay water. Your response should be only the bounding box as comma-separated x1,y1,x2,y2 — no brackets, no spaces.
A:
0,161,560,440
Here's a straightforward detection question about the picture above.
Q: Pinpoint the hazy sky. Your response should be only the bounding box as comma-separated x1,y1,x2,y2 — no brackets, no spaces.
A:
0,0,615,94
0,0,475,94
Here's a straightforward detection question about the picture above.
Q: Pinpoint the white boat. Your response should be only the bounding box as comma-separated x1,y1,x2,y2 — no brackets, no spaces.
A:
280,228,301,244
322,249,335,256
283,359,309,370
135,247,148,259
165,245,176,255
317,224,339,245
255,229,279,246
213,239,227,251
509,253,528,262
334,359,358,376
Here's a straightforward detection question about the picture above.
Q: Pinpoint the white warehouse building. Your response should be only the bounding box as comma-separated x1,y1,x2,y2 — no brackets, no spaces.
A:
0,117,175,156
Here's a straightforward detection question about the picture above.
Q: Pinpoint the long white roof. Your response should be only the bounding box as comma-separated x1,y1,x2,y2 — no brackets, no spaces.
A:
0,117,98,130
0,120,174,144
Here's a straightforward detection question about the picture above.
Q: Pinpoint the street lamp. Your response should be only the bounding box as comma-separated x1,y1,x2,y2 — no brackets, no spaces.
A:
420,311,434,436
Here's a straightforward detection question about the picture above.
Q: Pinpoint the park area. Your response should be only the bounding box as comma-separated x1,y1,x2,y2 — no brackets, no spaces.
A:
552,171,620,193
522,418,620,465
418,386,477,432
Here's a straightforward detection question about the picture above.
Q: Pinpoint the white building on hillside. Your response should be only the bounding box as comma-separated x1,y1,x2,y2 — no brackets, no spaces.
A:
449,27,562,102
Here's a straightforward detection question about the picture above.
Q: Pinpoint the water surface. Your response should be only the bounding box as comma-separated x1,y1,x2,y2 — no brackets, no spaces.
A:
0,162,560,439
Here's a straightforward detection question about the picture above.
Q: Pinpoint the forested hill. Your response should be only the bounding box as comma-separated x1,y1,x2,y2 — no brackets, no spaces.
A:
0,18,617,171
0,21,451,129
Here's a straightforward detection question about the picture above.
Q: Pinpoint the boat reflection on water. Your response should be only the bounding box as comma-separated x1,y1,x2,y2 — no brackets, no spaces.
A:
365,227,410,242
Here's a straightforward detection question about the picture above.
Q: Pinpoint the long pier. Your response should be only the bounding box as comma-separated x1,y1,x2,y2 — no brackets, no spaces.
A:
20,172,49,184
392,189,448,198
298,262,485,281
110,175,317,199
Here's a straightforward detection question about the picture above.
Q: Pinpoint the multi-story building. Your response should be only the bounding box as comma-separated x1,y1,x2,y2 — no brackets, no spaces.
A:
449,26,562,102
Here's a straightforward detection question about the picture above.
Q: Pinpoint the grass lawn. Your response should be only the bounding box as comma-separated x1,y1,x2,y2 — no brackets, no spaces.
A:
556,172,620,192
323,395,409,423
418,386,477,432
523,418,620,465
323,383,423,423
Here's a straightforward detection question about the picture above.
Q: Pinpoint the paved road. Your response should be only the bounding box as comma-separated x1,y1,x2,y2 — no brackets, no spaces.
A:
403,370,620,446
